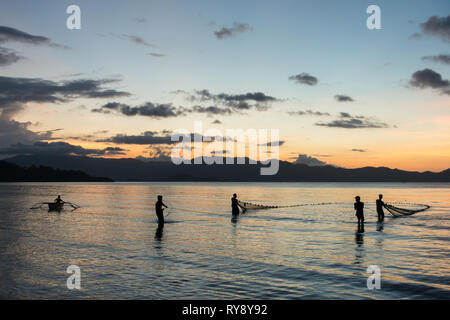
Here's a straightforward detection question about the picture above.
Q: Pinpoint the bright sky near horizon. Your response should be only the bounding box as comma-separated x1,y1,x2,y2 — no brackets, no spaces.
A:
0,0,449,171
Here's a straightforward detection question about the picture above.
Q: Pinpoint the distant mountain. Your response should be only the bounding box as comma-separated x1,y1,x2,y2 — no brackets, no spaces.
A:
0,160,113,182
5,155,450,182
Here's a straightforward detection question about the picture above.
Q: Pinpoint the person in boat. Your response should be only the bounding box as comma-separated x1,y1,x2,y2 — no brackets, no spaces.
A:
231,193,246,216
354,196,364,225
155,195,168,225
55,195,64,204
376,194,385,222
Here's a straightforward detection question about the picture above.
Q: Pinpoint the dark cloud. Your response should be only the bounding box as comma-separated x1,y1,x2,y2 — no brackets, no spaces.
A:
98,131,225,146
351,149,367,153
287,110,330,116
147,146,171,161
409,68,450,95
334,94,354,102
94,101,185,118
420,15,450,42
98,131,175,145
315,112,389,129
0,25,70,49
94,130,109,134
0,76,131,118
292,154,328,166
103,147,128,155
112,33,156,47
422,54,450,65
192,105,232,115
312,154,333,158
191,89,277,111
214,22,251,39
148,52,166,57
0,118,54,148
212,119,222,124
0,47,23,66
258,140,285,147
95,90,278,119
289,73,318,86
0,141,121,157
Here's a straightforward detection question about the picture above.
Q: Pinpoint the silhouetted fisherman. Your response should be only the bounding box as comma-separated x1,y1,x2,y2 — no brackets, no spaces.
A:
55,195,64,204
155,195,168,225
354,196,364,225
231,193,245,216
376,194,385,222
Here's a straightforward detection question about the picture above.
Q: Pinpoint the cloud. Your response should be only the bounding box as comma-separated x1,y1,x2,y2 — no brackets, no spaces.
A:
97,131,175,145
212,119,222,124
0,47,23,66
258,140,285,147
422,54,450,65
0,76,131,118
98,131,225,146
191,89,277,111
93,101,185,118
0,118,55,148
103,147,128,155
148,52,166,57
292,154,328,166
134,17,147,23
0,25,70,49
315,112,389,129
287,110,330,116
334,94,354,102
0,141,122,157
289,73,318,86
146,146,171,161
111,33,156,47
192,105,232,116
409,68,450,95
409,32,422,40
214,22,252,39
95,90,279,119
351,149,367,153
420,15,450,42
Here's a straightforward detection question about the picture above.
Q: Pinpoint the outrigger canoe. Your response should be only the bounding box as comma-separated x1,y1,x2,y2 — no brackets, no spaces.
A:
47,202,64,211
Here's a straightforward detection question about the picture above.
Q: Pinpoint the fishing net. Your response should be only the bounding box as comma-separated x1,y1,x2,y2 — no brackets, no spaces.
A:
383,203,430,217
237,200,340,210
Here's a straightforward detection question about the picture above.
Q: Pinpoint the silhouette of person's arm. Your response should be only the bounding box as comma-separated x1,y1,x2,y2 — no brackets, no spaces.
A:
237,201,247,213
162,202,168,208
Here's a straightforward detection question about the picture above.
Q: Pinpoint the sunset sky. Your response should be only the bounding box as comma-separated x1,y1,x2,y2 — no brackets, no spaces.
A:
0,0,449,171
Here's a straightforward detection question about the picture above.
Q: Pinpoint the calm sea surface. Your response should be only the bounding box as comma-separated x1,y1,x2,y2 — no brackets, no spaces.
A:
0,182,449,299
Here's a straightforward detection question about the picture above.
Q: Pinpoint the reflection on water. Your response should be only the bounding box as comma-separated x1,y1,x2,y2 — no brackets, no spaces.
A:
354,225,365,266
0,182,449,299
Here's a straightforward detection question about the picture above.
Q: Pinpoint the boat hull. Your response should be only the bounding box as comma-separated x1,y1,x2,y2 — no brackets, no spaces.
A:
48,202,64,211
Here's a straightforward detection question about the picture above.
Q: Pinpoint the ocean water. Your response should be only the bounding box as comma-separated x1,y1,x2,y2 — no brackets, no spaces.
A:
0,182,449,299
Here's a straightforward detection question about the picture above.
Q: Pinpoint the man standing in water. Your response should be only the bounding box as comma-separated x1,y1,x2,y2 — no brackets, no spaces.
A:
376,194,385,222
231,194,245,216
354,196,364,226
155,195,168,225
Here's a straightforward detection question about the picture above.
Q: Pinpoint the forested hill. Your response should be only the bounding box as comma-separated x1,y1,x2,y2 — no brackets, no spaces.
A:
0,160,113,182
